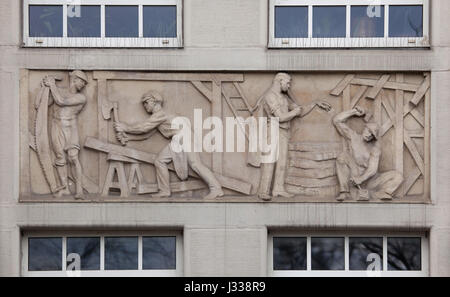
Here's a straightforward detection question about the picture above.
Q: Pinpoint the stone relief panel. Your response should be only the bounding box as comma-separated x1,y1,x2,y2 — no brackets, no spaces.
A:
20,71,430,203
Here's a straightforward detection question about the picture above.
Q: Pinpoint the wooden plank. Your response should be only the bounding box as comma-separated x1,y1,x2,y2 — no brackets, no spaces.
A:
191,81,213,102
331,74,355,96
395,74,404,191
410,108,425,127
287,167,336,179
423,83,431,200
93,71,244,82
84,137,252,195
286,185,337,197
289,159,336,169
366,74,390,99
68,174,100,194
288,142,341,152
138,180,206,194
402,167,421,196
350,85,369,108
285,176,337,188
108,153,138,163
351,78,419,92
380,120,394,137
404,132,425,175
382,95,396,121
211,81,223,174
410,74,430,106
289,151,338,161
97,79,109,192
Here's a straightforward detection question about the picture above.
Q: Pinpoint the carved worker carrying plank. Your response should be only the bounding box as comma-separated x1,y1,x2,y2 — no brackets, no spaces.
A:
114,91,224,199
41,70,88,199
333,106,403,201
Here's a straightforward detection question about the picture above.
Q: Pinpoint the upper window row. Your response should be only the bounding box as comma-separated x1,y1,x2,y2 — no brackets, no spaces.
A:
270,0,429,47
23,0,429,48
23,0,182,47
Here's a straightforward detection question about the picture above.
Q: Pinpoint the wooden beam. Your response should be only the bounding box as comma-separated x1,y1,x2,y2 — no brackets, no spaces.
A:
285,176,338,188
351,78,419,92
366,75,390,99
410,74,430,106
404,132,425,175
350,86,368,109
191,81,213,102
330,74,355,96
289,142,341,152
138,180,207,194
395,74,405,192
287,167,336,179
289,159,336,170
289,151,338,161
84,137,252,195
93,71,244,82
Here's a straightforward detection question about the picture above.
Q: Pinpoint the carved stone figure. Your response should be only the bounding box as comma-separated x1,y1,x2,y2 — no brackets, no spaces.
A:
40,70,88,199
114,91,224,199
333,106,403,201
257,73,332,201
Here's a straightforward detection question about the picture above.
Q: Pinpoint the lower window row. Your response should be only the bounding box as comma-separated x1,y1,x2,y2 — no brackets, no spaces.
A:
23,232,427,276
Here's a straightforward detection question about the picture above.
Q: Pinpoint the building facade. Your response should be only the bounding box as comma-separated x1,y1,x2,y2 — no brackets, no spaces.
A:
0,0,449,276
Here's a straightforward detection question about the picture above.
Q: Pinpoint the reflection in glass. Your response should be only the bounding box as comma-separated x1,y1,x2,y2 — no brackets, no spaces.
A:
349,237,383,270
311,237,345,270
29,5,63,37
66,237,100,270
143,237,176,270
68,6,101,37
28,238,62,271
273,237,307,270
106,6,139,37
313,6,346,38
105,237,138,270
275,6,308,38
389,5,423,37
351,6,384,37
143,6,177,38
388,237,421,271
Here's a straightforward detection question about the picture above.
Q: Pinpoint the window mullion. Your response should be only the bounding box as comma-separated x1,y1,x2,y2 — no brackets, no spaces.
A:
383,236,388,271
100,236,105,270
63,4,67,38
346,4,350,39
344,236,349,271
138,236,143,270
308,5,313,38
306,236,311,271
101,4,106,38
385,4,389,38
62,236,67,271
139,5,143,38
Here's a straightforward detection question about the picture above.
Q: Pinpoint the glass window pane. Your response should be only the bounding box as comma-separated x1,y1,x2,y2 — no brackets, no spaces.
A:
275,6,308,38
143,6,177,38
273,237,307,270
66,237,100,270
389,5,423,37
351,5,385,37
313,6,346,38
311,237,345,270
388,237,421,271
68,6,101,37
106,6,139,37
143,237,176,270
349,237,383,271
28,237,62,271
29,5,63,37
105,237,138,270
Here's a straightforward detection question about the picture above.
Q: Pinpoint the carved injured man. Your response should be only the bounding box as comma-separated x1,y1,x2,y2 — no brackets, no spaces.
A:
114,91,224,199
43,70,88,199
333,106,403,201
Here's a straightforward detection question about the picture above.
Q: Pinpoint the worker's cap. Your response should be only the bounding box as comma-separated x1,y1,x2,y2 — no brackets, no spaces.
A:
69,70,88,84
365,123,380,140
142,91,164,104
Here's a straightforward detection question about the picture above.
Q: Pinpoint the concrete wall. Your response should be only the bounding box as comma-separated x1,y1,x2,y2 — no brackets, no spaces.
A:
1,0,449,276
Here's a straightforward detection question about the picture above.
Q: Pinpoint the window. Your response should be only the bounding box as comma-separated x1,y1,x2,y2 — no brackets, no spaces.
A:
269,0,429,48
23,0,183,47
269,232,428,276
22,232,182,276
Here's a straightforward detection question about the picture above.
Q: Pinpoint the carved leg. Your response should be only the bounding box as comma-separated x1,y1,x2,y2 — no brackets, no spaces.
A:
258,162,275,201
368,171,403,200
68,149,84,199
187,152,223,199
272,130,293,198
336,152,352,201
153,145,173,197
55,165,71,196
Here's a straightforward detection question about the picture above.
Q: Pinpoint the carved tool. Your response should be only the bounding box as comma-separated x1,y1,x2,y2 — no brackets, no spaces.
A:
101,99,128,145
356,185,370,201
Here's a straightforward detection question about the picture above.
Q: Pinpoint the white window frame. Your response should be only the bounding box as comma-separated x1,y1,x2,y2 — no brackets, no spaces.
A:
268,231,429,277
22,231,183,277
23,0,183,48
269,0,429,48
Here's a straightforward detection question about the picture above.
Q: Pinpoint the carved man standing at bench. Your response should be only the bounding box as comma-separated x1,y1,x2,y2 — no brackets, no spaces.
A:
114,91,224,199
333,106,403,201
